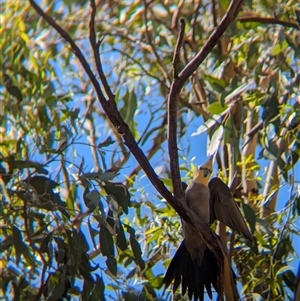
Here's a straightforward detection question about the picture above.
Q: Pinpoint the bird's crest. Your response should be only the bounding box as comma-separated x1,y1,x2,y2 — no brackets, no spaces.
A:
194,157,213,185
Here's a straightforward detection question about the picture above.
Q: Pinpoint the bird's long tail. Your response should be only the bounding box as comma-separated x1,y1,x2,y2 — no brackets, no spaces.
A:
163,240,219,301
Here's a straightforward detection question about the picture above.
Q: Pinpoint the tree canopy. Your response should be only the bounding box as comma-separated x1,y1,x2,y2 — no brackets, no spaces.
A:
1,0,300,301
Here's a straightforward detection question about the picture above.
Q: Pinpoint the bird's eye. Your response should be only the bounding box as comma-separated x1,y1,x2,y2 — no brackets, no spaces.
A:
203,168,209,177
200,167,211,177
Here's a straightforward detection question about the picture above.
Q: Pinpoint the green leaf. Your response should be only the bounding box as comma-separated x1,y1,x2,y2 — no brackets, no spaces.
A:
223,117,232,144
276,266,293,277
82,170,118,182
242,203,256,234
37,104,51,130
106,256,117,276
208,125,223,156
146,228,163,244
21,243,36,266
272,38,288,56
247,42,260,68
88,219,98,250
84,189,100,212
48,282,65,301
95,275,106,301
274,236,291,261
282,270,296,291
1,236,14,252
207,102,228,115
119,88,137,135
191,116,220,136
4,73,23,102
66,182,76,213
103,183,130,214
203,74,227,92
256,218,272,235
97,136,115,148
12,226,22,264
39,231,53,253
122,290,149,301
97,171,118,182
76,230,90,254
100,225,114,258
6,86,23,102
130,235,145,270
24,176,69,217
116,222,127,251
259,140,278,161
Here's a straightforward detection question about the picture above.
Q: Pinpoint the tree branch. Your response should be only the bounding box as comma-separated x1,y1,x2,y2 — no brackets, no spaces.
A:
28,0,107,105
28,0,211,244
179,0,243,84
168,0,243,200
89,0,115,101
237,16,299,29
29,0,243,297
173,19,185,79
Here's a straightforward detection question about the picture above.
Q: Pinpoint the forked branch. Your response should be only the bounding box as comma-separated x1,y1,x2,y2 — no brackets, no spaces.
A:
29,0,243,298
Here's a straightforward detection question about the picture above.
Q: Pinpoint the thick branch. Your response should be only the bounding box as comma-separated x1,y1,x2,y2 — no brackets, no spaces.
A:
168,0,243,200
29,0,232,294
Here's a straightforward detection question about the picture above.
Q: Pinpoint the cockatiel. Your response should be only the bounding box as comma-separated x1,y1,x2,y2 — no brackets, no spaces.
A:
164,157,252,301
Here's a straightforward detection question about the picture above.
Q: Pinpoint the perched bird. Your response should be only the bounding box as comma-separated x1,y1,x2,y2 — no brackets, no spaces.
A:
164,157,252,301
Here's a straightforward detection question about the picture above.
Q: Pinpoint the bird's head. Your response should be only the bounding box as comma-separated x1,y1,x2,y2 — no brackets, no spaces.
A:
194,157,213,185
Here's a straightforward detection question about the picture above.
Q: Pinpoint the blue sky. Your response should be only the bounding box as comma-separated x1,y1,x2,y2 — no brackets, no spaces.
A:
10,2,299,299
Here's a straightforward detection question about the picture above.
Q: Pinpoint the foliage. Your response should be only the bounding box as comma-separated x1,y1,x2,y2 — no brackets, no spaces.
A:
1,0,299,301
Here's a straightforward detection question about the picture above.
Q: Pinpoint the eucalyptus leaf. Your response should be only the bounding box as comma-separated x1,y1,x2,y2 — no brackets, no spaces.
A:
208,126,224,156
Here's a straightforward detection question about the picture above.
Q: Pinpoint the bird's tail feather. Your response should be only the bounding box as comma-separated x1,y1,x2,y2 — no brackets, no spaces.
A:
163,240,219,301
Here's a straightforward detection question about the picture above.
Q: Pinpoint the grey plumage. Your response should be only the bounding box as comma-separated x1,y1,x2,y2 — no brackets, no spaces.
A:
164,158,252,301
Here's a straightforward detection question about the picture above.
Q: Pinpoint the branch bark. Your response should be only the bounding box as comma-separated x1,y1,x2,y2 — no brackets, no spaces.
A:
29,0,243,298
168,0,243,200
237,16,299,29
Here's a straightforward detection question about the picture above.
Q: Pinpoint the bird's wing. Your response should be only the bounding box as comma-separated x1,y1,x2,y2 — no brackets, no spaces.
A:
209,177,252,241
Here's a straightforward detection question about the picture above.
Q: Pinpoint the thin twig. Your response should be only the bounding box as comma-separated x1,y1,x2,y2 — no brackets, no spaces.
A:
143,0,171,84
237,16,299,29
89,0,115,101
173,19,185,79
180,0,243,85
29,0,227,283
28,0,107,105
168,0,243,199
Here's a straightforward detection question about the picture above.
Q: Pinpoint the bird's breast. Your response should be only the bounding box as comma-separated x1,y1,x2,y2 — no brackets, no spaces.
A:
185,182,210,224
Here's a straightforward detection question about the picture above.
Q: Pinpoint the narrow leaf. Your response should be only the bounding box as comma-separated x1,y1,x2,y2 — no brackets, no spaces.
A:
103,183,130,214
97,136,115,148
106,256,117,276
116,222,127,251
130,235,145,270
100,225,114,258
12,226,22,264
242,203,256,234
208,126,224,156
192,117,220,137
207,102,228,115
